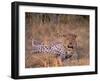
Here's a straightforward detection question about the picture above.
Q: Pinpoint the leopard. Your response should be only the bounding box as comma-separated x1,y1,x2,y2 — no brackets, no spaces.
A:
31,33,79,64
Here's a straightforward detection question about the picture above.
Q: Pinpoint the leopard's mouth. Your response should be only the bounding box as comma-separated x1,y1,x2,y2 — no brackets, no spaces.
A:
68,45,73,49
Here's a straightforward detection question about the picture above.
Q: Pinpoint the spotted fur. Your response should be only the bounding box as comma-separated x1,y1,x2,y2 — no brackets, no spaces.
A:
32,33,79,61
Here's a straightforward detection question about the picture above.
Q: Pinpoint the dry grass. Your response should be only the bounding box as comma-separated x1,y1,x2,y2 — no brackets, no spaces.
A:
25,53,62,68
26,53,89,68
63,57,89,66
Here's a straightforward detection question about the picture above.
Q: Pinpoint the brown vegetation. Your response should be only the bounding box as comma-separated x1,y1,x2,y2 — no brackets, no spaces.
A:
25,53,62,68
